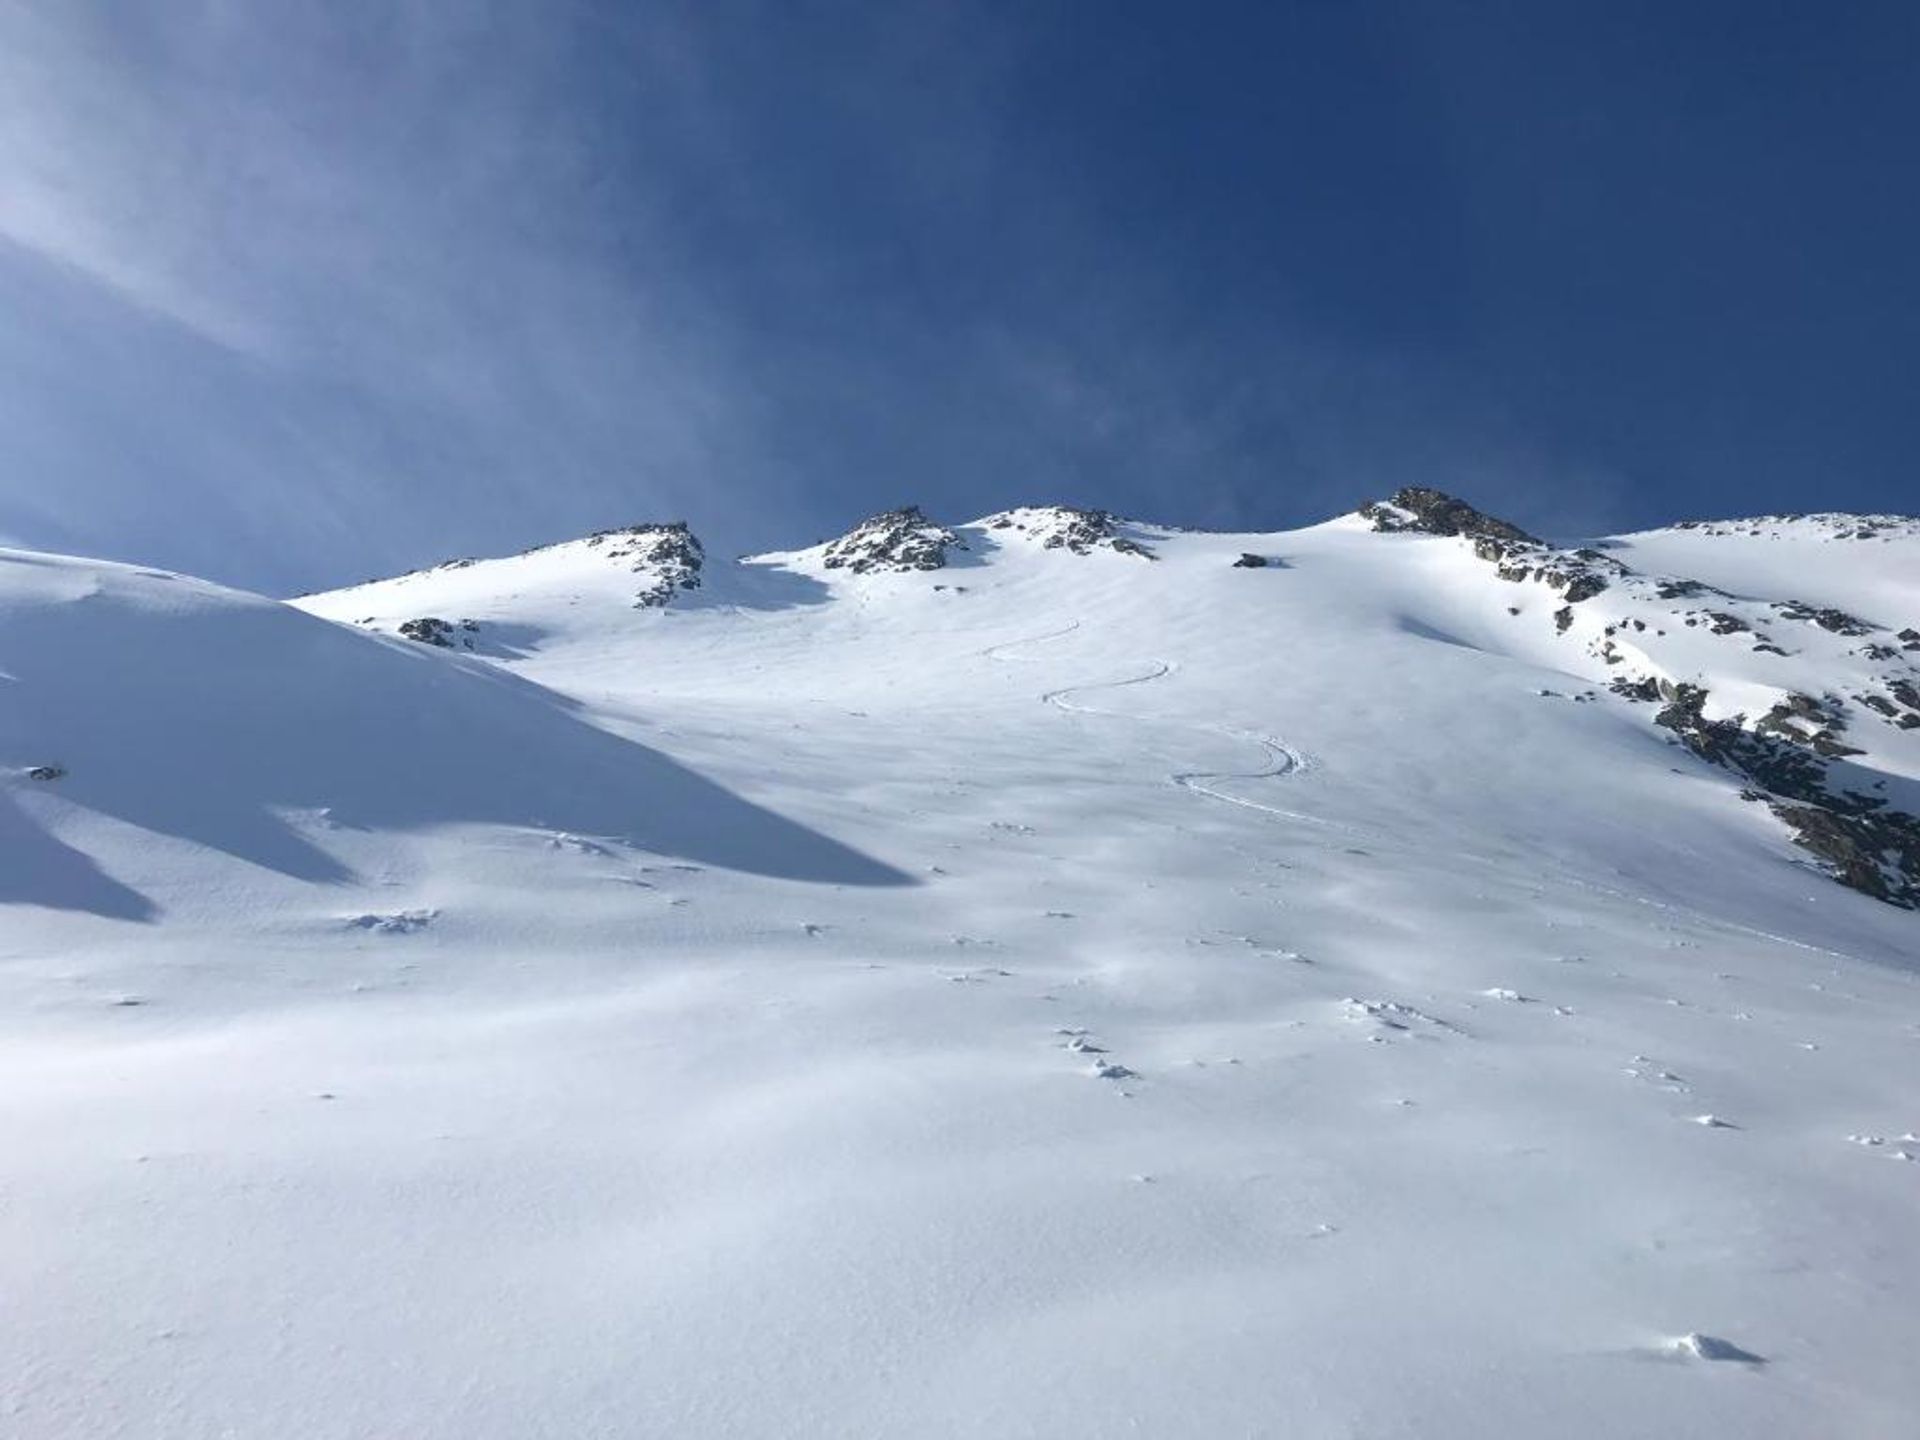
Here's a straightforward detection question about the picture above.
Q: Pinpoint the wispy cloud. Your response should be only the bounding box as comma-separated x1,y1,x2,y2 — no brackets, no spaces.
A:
0,2,1636,591
0,2,764,588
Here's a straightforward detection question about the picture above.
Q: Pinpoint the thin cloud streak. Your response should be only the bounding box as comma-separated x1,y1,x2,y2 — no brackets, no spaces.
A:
0,3,1701,593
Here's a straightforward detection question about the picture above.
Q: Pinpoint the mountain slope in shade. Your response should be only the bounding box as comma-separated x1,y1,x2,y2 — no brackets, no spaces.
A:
4,495,1918,1439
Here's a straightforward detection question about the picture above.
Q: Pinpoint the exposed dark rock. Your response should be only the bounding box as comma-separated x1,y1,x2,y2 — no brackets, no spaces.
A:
1704,612,1750,635
1477,540,1622,602
1477,537,1623,602
1809,735,1867,758
822,506,964,573
1554,606,1574,634
986,507,1155,559
1232,553,1270,569
1656,684,1828,796
1652,682,1919,906
1891,679,1920,712
580,522,704,607
1609,676,1661,703
1768,802,1920,908
398,617,471,648
1361,488,1635,612
26,764,66,781
1772,600,1876,637
1360,488,1541,544
1901,628,1920,650
1755,691,1838,737
1861,694,1898,718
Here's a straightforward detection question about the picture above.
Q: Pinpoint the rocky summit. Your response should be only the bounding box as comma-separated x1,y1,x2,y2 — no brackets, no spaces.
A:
818,505,963,572
983,505,1157,558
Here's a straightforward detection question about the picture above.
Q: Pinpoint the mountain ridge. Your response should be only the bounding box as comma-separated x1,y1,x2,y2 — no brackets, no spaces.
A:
293,488,1920,909
5,488,1919,1437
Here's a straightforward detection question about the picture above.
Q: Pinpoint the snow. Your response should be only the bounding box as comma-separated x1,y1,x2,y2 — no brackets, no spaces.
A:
1603,514,1920,631
4,504,1918,1437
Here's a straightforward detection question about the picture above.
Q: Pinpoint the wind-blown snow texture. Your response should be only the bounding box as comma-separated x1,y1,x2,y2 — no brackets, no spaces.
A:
4,496,1918,1438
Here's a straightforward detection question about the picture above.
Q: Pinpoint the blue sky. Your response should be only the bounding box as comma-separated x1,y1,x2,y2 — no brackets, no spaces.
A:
1,2,1915,593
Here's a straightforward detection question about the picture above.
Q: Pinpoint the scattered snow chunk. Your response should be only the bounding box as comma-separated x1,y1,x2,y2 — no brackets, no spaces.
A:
1670,1332,1765,1364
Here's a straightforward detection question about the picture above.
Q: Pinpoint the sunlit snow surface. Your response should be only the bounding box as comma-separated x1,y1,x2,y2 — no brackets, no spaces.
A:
3,509,1917,1438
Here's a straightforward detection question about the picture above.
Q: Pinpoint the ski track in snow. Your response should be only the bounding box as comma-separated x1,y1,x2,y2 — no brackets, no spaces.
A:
986,622,1331,828
990,625,1868,944
1553,869,1878,967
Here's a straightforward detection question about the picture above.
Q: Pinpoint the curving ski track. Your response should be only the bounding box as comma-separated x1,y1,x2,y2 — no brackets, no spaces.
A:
985,623,1325,826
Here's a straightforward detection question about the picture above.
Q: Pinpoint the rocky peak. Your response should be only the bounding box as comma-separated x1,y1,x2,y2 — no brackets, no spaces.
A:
1359,488,1541,546
578,522,703,608
820,506,964,573
1363,488,1618,606
983,506,1156,559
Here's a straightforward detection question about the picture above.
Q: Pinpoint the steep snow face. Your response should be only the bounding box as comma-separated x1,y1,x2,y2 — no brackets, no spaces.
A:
8,502,1920,1440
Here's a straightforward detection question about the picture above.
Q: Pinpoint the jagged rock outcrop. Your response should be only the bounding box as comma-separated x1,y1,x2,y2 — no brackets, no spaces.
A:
984,506,1155,559
1752,692,1861,758
821,507,964,573
1642,680,1920,906
1361,487,1621,606
578,523,703,608
398,617,479,648
1770,600,1875,637
1363,488,1920,908
1766,801,1920,907
1359,487,1541,545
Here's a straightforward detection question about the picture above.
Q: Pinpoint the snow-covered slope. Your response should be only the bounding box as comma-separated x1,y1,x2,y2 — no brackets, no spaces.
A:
1602,511,1920,629
6,498,1919,1438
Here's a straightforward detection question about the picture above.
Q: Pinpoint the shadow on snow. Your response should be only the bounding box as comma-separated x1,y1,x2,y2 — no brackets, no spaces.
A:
1,572,912,920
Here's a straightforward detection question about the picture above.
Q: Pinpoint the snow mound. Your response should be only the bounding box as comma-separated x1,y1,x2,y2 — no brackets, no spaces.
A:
295,522,706,654
1670,1332,1766,1364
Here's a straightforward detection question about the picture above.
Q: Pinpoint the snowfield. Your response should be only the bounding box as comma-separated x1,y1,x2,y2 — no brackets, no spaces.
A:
4,498,1918,1437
